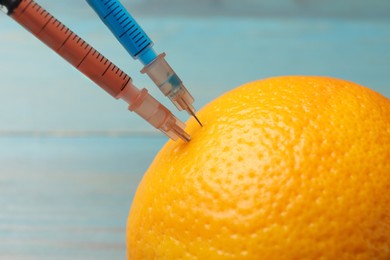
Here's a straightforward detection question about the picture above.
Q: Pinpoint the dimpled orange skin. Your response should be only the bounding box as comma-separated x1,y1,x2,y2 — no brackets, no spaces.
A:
127,76,390,259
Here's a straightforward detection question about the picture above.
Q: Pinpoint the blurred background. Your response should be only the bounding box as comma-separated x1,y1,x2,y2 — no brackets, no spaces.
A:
0,0,389,258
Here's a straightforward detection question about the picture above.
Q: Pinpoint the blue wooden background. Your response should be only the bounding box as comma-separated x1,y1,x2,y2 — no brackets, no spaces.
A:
0,0,389,258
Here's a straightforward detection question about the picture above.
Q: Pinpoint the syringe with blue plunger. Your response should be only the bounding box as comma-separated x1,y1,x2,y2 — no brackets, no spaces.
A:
86,0,203,126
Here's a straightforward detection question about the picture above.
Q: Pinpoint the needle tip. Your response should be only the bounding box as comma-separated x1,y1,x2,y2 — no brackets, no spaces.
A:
187,107,203,127
179,97,203,127
172,123,191,142
193,114,203,127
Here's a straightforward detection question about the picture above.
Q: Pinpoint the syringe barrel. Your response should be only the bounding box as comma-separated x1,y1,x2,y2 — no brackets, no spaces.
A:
10,0,131,99
86,0,157,65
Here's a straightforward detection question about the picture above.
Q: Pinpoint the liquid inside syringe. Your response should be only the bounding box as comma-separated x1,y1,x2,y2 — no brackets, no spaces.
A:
0,0,190,141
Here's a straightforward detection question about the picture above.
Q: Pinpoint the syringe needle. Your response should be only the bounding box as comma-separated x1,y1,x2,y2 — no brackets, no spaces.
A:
181,98,203,127
192,113,203,128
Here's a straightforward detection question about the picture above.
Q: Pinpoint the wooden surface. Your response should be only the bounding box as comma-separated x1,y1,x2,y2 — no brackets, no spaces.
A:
0,0,389,259
0,136,165,259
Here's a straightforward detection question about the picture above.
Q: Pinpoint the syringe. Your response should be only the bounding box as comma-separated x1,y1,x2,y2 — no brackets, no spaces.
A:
0,0,190,142
86,0,203,126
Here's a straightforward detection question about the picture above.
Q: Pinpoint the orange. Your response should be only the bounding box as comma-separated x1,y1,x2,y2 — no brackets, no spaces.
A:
127,76,390,259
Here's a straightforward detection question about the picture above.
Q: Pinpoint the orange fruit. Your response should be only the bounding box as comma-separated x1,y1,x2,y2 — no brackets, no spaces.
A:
127,76,390,259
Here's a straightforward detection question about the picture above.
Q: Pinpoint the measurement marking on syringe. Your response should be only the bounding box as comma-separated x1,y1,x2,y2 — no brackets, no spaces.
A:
121,77,131,91
116,12,125,21
102,63,112,76
98,53,105,63
43,11,50,19
138,39,147,48
129,28,138,37
134,44,150,57
135,35,144,44
104,2,118,18
107,1,116,9
120,23,134,38
132,31,141,40
77,47,92,68
38,15,53,34
119,16,128,25
19,0,33,16
58,33,72,51
113,8,122,18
